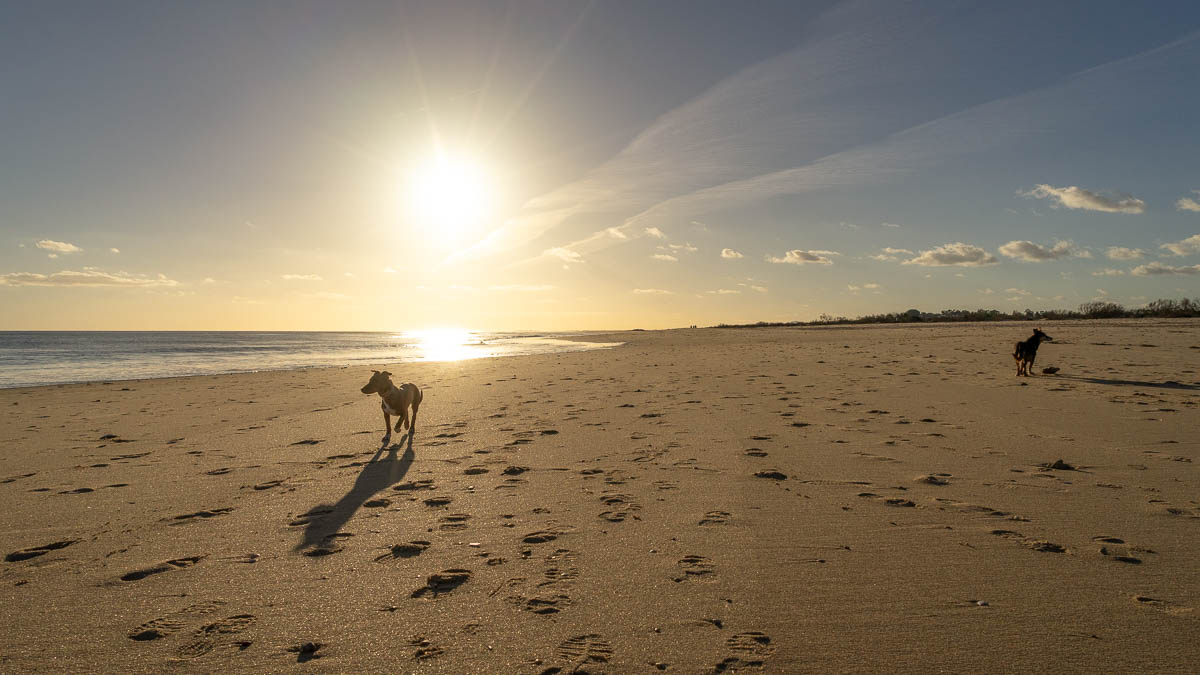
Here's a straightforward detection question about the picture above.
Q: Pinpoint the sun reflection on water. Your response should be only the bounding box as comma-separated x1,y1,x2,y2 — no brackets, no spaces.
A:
402,328,489,362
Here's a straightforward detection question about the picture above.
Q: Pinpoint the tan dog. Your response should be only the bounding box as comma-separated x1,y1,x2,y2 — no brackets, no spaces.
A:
360,370,423,446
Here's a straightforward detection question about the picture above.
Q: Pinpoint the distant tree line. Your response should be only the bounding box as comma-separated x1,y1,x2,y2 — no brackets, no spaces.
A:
715,298,1200,328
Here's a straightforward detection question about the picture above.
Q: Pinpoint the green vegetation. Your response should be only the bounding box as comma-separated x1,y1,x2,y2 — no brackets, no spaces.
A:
716,298,1200,328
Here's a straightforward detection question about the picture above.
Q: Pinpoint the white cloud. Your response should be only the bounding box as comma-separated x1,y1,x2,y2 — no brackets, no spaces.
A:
652,253,678,262
633,288,673,295
979,288,994,294
747,285,768,293
35,240,82,256
545,247,584,264
383,266,400,274
1022,184,1145,214
281,274,322,281
1105,246,1145,260
903,242,997,267
870,247,913,261
488,284,555,292
109,248,120,254
668,242,698,253
1092,268,1125,276
643,227,666,239
605,227,627,239
881,222,902,228
767,249,838,265
847,284,860,292
721,248,744,259
1006,288,1031,296
706,288,741,295
1161,233,1200,256
997,240,1076,261
1176,193,1200,212
202,277,217,284
1131,261,1200,275
863,282,881,289
0,269,178,287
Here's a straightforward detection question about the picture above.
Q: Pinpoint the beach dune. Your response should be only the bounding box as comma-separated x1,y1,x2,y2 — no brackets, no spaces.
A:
1,320,1197,672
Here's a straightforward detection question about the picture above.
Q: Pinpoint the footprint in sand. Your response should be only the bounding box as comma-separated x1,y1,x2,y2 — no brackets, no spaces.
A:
699,511,732,526
553,634,614,670
173,614,257,660
1093,536,1154,564
411,569,472,599
168,507,234,525
119,556,205,582
713,631,776,671
675,555,716,581
6,539,78,563
410,635,444,660
374,541,430,562
743,448,768,457
598,492,641,522
128,600,228,641
439,513,472,531
1134,595,1194,616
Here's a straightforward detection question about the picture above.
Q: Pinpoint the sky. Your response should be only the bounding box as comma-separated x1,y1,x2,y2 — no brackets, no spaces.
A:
2,0,1199,331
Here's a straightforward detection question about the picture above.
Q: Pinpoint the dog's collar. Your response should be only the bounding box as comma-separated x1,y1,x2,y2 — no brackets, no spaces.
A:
382,382,399,397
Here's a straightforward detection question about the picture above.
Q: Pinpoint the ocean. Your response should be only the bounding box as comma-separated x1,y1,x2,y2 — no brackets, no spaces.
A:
0,331,622,389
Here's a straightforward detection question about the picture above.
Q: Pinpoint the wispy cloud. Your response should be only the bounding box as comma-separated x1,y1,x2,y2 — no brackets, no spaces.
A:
632,288,673,295
1161,233,1200,256
881,222,902,228
667,243,698,253
720,248,744,259
643,227,666,239
1093,268,1126,276
455,7,1196,271
281,274,322,281
1105,246,1145,260
1131,261,1200,275
35,240,82,258
109,248,120,254
870,247,913,262
651,253,678,262
767,249,839,265
1021,184,1145,214
706,289,741,295
903,243,997,267
998,240,1077,261
546,247,584,264
0,269,178,287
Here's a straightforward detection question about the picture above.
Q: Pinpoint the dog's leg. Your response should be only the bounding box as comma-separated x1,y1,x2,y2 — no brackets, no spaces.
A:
395,408,408,432
382,412,392,445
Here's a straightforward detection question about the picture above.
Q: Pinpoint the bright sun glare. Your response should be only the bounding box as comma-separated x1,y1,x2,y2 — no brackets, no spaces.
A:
403,328,487,362
404,153,494,246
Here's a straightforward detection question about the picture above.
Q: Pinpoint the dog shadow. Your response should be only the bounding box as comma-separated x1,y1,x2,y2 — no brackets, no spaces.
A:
294,433,415,553
1052,375,1200,390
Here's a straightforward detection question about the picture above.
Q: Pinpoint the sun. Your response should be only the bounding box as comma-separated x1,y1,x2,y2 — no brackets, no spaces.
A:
403,152,494,246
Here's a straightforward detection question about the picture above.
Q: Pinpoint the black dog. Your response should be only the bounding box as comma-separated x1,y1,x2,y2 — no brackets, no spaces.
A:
1014,328,1052,376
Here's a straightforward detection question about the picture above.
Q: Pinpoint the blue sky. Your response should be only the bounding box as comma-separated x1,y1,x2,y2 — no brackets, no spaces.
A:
2,0,1199,329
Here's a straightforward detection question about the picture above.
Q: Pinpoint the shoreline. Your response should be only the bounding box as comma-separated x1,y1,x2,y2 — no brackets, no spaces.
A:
1,321,1197,671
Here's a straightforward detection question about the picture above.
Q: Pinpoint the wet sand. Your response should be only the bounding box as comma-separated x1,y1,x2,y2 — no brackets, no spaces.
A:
1,320,1197,672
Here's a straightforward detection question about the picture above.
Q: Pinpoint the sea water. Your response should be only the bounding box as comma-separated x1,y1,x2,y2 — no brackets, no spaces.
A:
0,331,621,388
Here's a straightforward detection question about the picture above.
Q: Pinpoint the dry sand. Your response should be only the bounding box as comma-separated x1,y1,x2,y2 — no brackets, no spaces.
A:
1,320,1198,673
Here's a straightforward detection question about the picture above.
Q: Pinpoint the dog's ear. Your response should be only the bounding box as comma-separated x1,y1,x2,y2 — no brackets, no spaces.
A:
371,370,379,374
382,371,391,376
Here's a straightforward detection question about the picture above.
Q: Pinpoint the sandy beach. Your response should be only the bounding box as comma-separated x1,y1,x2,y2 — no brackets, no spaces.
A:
1,320,1197,673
